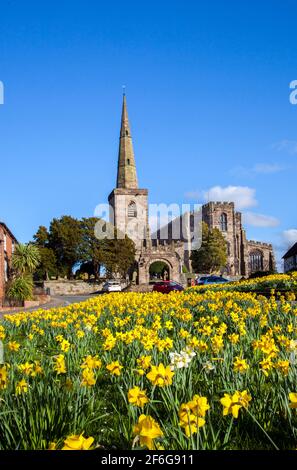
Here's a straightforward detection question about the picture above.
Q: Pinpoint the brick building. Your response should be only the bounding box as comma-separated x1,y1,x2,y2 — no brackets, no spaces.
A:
0,223,17,305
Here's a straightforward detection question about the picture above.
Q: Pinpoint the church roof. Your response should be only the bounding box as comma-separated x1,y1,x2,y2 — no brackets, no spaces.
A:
283,242,297,259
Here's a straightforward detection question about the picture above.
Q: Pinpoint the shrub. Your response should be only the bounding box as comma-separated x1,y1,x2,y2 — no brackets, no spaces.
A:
6,276,34,302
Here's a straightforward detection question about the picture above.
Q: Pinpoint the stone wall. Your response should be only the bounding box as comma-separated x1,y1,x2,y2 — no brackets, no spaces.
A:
44,280,104,296
247,240,275,274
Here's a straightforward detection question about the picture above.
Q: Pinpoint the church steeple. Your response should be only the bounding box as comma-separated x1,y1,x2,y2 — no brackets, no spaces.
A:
116,93,138,189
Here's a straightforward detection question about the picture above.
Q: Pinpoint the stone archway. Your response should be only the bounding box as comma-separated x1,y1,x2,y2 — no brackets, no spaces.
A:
149,260,171,281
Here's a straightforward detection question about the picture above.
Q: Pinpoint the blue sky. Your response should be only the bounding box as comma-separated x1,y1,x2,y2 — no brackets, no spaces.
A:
1,0,297,269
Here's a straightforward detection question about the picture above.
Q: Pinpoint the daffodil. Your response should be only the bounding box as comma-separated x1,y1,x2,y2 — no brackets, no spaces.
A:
289,393,297,408
15,379,28,395
128,386,149,407
146,364,174,387
62,433,94,450
220,390,252,418
133,415,163,450
106,361,123,376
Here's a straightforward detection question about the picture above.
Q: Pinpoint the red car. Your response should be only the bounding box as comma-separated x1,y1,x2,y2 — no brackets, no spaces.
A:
152,280,184,294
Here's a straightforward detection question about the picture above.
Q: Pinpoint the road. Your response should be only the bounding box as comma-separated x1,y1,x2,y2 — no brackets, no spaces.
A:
0,293,103,317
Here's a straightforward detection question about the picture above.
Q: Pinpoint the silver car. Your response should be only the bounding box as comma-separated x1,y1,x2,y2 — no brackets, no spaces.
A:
102,280,122,292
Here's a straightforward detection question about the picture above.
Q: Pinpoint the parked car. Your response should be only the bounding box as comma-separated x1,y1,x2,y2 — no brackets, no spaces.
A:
102,280,122,292
152,280,184,294
196,275,229,286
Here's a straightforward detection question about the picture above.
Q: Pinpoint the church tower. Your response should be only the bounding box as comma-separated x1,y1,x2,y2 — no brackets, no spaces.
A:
108,94,150,250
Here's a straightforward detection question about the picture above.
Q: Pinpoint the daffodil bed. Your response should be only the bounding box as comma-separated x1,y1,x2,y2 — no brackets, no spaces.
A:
1,286,297,450
191,272,297,294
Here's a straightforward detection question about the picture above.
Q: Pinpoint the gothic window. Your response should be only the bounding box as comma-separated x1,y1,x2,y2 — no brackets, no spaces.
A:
127,159,130,165
128,201,137,218
220,213,228,232
125,130,129,136
249,250,263,272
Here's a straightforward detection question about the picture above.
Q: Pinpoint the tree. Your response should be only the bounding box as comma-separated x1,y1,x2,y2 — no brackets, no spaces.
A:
33,226,57,280
33,226,50,247
34,247,57,281
49,216,82,278
12,243,41,275
7,243,41,302
102,228,136,279
191,222,227,274
79,217,106,279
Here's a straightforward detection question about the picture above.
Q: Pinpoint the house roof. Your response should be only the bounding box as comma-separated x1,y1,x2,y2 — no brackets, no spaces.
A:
0,222,18,243
283,242,297,259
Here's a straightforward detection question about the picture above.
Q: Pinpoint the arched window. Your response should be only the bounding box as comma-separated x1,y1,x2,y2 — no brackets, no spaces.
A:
128,201,137,218
127,159,130,165
220,213,228,231
249,250,263,272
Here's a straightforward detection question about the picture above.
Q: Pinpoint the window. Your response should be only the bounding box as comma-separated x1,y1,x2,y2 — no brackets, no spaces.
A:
125,130,129,136
227,242,231,256
220,213,228,232
128,201,137,218
127,159,130,165
249,250,263,272
4,259,8,282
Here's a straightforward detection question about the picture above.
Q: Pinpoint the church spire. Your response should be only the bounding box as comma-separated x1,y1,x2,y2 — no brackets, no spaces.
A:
116,93,138,189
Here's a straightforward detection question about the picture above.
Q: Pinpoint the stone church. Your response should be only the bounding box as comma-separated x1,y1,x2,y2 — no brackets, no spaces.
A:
108,95,275,284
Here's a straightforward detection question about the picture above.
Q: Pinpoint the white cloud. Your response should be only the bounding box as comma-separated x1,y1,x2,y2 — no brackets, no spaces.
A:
273,140,297,155
243,212,279,227
231,163,284,177
203,185,257,209
184,190,202,200
273,229,297,273
253,163,284,174
282,229,297,247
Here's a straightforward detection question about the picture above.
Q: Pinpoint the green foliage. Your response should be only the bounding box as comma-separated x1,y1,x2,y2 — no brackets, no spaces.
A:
79,217,106,279
33,226,50,247
102,228,136,278
32,217,136,280
12,244,41,275
34,247,57,281
48,216,82,278
149,261,169,276
6,275,34,301
248,270,276,279
191,222,227,274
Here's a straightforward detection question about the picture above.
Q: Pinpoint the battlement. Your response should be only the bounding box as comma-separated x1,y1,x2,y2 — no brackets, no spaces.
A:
142,240,183,254
203,201,235,208
248,240,273,248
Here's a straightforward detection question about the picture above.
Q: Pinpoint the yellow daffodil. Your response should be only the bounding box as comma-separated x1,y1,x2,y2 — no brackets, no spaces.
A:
106,361,123,376
62,433,94,450
15,379,28,395
128,386,149,407
133,415,163,450
146,364,174,387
